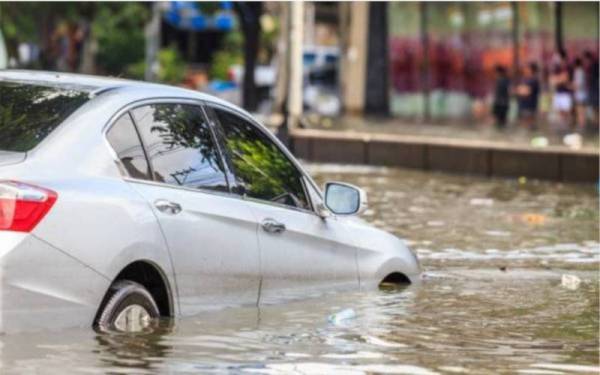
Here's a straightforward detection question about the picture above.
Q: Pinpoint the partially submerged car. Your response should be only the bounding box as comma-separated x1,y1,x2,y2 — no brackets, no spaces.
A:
0,71,420,333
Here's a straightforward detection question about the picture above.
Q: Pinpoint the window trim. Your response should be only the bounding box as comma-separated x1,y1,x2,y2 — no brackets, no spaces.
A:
102,97,321,217
105,110,155,181
121,109,155,182
128,102,231,192
205,103,316,215
198,104,235,191
102,98,232,196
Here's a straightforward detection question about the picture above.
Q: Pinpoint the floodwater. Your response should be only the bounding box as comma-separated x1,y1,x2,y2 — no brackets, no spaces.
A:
1,165,598,374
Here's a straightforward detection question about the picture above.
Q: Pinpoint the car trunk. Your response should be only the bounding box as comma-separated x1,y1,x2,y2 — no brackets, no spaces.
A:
0,151,26,167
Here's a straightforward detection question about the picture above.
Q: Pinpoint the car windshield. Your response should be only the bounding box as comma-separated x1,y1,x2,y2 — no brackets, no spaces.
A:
0,81,91,152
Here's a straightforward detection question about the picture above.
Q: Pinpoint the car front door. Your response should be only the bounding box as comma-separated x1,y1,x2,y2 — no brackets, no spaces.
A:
109,102,261,316
207,106,359,303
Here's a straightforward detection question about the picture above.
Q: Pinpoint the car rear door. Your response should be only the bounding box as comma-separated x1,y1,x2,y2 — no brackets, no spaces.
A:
106,102,261,316
206,105,359,303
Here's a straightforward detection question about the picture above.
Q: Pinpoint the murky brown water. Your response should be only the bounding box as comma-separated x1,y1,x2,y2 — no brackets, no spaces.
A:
1,165,598,374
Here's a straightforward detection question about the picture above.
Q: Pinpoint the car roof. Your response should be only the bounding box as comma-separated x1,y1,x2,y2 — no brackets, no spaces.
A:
0,70,241,112
0,69,153,92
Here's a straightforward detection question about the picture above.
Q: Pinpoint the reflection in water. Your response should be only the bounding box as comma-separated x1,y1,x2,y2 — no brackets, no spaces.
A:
94,321,175,371
0,165,598,374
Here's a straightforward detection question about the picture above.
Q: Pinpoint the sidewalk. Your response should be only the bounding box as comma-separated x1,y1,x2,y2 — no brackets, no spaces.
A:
299,115,599,152
282,115,599,183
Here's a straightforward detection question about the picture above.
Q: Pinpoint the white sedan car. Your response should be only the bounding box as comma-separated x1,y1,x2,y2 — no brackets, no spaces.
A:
0,71,420,333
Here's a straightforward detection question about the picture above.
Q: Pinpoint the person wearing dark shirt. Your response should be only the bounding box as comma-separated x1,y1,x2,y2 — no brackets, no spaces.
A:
584,50,599,128
573,57,588,130
516,62,540,130
550,54,573,129
492,65,510,129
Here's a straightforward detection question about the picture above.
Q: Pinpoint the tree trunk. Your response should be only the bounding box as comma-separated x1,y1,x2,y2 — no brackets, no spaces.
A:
555,2,564,55
287,1,304,130
420,2,430,122
365,2,389,115
144,2,161,81
235,2,263,112
512,2,520,80
273,3,289,115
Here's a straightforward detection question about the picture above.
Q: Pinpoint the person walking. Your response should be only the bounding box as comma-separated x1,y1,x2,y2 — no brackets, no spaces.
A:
573,57,588,131
516,62,540,130
584,50,599,128
492,65,510,129
549,53,573,131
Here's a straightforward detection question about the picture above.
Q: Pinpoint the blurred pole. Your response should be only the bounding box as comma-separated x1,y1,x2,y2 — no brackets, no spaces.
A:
304,2,315,46
339,2,368,114
273,3,289,115
145,2,161,82
512,2,520,80
460,3,470,93
554,2,564,54
420,2,430,122
79,18,96,74
275,3,291,145
287,1,304,131
365,2,389,115
236,2,263,112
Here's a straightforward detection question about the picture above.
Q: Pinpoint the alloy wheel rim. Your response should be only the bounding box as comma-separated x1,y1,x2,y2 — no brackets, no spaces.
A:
114,304,152,332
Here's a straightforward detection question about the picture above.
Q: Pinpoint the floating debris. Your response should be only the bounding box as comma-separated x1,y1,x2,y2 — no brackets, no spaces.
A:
530,136,549,147
561,274,582,290
563,133,583,149
485,230,511,237
427,221,446,227
521,213,546,225
328,308,357,325
470,198,494,206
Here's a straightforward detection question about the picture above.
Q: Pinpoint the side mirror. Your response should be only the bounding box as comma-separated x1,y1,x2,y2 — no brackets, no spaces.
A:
324,182,367,216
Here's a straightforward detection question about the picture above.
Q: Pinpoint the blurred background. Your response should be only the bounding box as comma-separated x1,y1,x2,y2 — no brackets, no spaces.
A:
0,1,598,149
0,4,598,372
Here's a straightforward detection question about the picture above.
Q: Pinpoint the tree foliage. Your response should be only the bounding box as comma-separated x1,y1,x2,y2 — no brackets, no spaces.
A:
93,3,150,76
0,2,151,75
128,45,187,83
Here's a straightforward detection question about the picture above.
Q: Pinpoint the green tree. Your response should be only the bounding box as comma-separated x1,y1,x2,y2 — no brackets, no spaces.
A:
0,2,94,68
93,3,150,76
128,46,187,84
210,31,243,80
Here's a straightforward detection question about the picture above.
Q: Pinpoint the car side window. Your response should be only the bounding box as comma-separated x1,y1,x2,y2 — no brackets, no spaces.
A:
211,107,310,210
131,104,228,192
106,113,152,180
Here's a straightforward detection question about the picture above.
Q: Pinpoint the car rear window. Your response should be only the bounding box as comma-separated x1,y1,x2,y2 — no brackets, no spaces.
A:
0,81,91,152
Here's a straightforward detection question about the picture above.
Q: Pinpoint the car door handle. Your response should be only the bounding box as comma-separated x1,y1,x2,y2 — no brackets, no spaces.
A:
154,199,182,215
261,218,286,234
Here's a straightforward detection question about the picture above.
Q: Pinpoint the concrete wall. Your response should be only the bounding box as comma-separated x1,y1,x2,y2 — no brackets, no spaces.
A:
291,129,599,183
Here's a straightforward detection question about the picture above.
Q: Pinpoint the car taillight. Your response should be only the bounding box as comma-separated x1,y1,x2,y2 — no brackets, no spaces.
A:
0,181,57,232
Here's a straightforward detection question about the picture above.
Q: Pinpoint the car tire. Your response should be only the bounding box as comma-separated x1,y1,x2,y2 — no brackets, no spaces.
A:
95,280,160,332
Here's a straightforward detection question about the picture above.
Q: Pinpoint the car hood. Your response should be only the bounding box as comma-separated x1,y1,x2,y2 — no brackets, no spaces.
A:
0,151,26,167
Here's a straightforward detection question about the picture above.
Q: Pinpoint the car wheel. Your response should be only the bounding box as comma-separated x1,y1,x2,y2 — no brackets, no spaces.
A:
95,280,160,332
